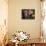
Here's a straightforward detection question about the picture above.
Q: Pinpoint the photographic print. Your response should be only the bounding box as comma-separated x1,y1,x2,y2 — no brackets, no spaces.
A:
22,9,35,19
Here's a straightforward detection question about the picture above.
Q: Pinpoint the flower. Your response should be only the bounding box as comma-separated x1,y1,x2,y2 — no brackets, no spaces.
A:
17,31,30,41
11,31,30,42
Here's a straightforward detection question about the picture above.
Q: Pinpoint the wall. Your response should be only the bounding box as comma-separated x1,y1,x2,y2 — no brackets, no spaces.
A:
8,0,41,39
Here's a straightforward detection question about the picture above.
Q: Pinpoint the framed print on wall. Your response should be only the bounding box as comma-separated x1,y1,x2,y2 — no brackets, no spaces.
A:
22,9,35,19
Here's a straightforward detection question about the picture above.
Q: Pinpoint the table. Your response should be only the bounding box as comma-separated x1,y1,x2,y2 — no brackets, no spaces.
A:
5,41,15,46
18,38,46,46
6,38,46,46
